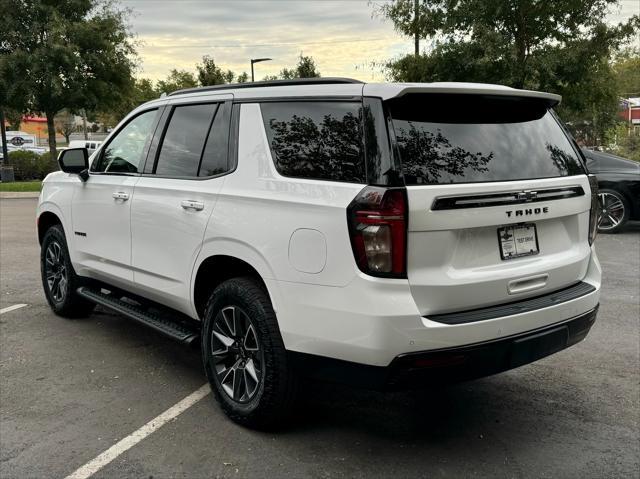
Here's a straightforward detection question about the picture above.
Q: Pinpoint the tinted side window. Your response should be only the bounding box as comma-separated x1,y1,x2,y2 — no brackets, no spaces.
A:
92,109,158,173
199,102,231,177
260,101,365,183
155,103,217,177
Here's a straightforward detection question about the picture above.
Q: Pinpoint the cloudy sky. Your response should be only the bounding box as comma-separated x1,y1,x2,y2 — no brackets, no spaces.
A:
123,0,640,82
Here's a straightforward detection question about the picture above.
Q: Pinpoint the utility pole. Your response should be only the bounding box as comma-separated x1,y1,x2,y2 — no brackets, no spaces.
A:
0,108,9,166
414,0,420,56
82,109,88,140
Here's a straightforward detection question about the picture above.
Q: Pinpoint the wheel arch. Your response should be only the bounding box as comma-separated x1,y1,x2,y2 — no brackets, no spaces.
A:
192,253,277,321
37,210,63,245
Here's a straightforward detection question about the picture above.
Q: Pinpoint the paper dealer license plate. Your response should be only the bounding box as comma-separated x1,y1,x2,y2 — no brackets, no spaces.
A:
498,223,539,260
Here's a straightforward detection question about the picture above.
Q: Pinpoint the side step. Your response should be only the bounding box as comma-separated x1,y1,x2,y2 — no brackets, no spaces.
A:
77,287,200,345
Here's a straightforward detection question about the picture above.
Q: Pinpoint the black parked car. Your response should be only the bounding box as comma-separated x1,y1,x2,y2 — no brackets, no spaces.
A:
582,148,640,233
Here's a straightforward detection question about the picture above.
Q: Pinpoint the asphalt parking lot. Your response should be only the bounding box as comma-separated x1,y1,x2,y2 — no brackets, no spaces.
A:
1,197,639,479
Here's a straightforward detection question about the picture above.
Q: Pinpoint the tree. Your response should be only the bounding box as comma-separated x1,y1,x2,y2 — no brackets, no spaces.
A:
375,0,439,55
380,0,639,144
1,0,137,159
613,48,640,97
96,77,157,128
4,109,22,131
275,54,322,80
156,69,198,94
54,110,77,144
196,56,236,86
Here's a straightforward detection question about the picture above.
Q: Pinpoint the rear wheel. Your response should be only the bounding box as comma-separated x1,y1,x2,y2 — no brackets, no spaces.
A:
598,189,629,234
201,277,296,429
40,225,95,318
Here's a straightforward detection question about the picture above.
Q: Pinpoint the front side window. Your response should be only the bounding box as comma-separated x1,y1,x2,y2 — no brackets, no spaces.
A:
387,94,585,185
92,109,158,173
260,101,365,183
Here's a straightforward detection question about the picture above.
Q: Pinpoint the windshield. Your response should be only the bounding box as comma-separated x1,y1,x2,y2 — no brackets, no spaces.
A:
387,94,585,185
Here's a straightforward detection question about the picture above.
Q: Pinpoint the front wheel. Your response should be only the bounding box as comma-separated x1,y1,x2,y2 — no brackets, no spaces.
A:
598,189,629,234
40,225,95,318
201,277,296,429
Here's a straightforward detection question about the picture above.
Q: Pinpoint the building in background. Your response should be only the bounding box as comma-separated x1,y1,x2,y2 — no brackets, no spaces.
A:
619,98,640,133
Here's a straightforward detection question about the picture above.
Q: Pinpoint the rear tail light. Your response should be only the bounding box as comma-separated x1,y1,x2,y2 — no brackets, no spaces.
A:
347,186,407,278
588,175,600,245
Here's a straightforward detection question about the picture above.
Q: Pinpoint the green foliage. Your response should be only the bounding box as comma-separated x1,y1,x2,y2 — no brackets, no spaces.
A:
7,150,57,180
95,78,157,129
0,180,42,192
4,108,22,130
156,69,198,94
381,0,639,144
0,0,137,159
618,134,640,163
613,49,640,96
278,55,321,79
197,56,236,86
603,123,640,162
375,0,445,42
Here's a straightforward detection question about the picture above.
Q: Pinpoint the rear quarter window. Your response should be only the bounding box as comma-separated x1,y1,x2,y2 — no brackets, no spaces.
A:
260,101,365,183
387,94,585,185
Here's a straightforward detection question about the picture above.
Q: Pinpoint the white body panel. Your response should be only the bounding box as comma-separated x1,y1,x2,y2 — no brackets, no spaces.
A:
404,176,592,314
130,176,224,314
71,174,139,284
272,250,600,366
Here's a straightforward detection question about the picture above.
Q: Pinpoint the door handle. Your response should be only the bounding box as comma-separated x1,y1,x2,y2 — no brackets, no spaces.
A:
181,200,204,211
112,192,129,201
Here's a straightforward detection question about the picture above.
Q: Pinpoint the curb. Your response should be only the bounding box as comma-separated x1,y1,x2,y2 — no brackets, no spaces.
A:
0,192,41,199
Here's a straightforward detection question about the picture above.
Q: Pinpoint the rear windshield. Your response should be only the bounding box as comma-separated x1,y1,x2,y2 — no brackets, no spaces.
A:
387,94,585,185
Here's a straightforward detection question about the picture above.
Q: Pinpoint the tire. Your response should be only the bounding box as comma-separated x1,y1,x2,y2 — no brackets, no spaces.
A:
598,189,630,234
201,277,296,429
40,225,95,318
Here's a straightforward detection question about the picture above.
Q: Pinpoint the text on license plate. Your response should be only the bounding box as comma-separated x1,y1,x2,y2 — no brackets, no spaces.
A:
498,223,539,260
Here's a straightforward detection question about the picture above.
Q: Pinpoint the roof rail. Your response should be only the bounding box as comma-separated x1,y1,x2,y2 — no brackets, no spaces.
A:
167,77,364,97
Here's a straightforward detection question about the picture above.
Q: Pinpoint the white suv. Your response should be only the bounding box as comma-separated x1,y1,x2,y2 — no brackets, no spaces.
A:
38,79,601,428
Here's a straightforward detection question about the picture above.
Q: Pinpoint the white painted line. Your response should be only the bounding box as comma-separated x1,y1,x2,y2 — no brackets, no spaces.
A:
64,383,211,479
0,304,27,315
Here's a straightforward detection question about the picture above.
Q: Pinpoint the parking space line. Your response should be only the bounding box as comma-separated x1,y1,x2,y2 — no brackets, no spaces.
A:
64,383,211,479
0,304,28,315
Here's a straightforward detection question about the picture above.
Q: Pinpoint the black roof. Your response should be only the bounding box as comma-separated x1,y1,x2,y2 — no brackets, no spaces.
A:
167,77,363,97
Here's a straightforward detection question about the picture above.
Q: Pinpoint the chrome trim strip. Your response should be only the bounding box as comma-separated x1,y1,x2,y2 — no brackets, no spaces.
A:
431,186,585,210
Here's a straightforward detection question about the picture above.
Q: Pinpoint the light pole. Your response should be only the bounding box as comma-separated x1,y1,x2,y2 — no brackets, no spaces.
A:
251,58,272,82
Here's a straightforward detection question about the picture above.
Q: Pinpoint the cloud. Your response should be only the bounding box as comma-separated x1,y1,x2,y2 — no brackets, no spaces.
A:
124,0,638,83
125,0,410,81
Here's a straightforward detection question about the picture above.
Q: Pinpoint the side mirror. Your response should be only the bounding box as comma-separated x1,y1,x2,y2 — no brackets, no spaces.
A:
58,148,89,181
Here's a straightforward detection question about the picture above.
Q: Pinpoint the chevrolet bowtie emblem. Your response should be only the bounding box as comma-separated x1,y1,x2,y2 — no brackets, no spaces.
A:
516,190,538,202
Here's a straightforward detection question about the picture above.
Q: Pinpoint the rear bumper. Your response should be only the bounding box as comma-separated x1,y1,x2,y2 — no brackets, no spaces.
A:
290,305,599,390
273,248,601,367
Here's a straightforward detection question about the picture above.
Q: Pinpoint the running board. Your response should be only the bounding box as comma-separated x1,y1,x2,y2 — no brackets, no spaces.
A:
76,287,199,345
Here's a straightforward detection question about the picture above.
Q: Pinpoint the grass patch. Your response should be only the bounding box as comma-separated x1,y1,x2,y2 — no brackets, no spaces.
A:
0,181,42,192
